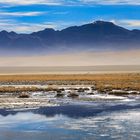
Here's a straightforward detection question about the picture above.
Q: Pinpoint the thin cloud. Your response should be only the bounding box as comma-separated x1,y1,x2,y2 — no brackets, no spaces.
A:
0,20,57,33
120,20,140,28
0,0,140,6
79,0,140,5
113,19,140,29
0,0,63,5
0,11,44,17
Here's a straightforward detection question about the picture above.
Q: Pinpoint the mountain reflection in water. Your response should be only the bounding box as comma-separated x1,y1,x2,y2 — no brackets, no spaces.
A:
0,101,140,140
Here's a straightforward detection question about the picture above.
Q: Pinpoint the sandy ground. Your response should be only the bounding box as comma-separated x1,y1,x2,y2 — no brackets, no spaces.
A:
0,66,140,75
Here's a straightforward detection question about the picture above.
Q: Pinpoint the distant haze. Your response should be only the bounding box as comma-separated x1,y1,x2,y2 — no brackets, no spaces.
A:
0,49,140,67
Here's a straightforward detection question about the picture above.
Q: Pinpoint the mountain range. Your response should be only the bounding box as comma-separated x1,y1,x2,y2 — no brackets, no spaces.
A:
0,20,140,55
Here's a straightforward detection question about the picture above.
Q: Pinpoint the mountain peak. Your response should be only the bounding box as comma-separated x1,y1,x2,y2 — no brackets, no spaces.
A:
10,31,17,34
44,28,55,31
0,30,9,34
93,20,115,26
31,28,55,36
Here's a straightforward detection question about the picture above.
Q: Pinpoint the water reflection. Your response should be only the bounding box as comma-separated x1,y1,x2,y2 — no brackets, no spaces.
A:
0,101,140,140
0,101,140,118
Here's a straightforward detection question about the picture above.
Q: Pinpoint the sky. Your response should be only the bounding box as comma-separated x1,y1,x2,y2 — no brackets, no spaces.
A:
0,0,140,33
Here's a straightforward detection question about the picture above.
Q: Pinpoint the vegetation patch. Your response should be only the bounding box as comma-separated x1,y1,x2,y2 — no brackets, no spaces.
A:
55,93,65,98
18,93,30,98
67,92,79,98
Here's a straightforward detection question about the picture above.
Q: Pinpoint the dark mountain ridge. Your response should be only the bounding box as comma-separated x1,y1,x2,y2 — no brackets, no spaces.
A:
0,20,140,54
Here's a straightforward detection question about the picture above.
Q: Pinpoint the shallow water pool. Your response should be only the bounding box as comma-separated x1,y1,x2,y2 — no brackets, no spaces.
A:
0,100,140,140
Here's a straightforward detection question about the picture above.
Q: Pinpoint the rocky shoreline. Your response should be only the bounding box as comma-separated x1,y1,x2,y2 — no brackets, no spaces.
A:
0,73,139,109
0,84,139,109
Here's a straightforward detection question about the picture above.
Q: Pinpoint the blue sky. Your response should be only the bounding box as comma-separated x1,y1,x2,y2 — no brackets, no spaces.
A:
0,0,140,33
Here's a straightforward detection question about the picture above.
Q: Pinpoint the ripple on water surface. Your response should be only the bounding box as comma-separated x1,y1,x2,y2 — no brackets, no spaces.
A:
0,101,140,140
